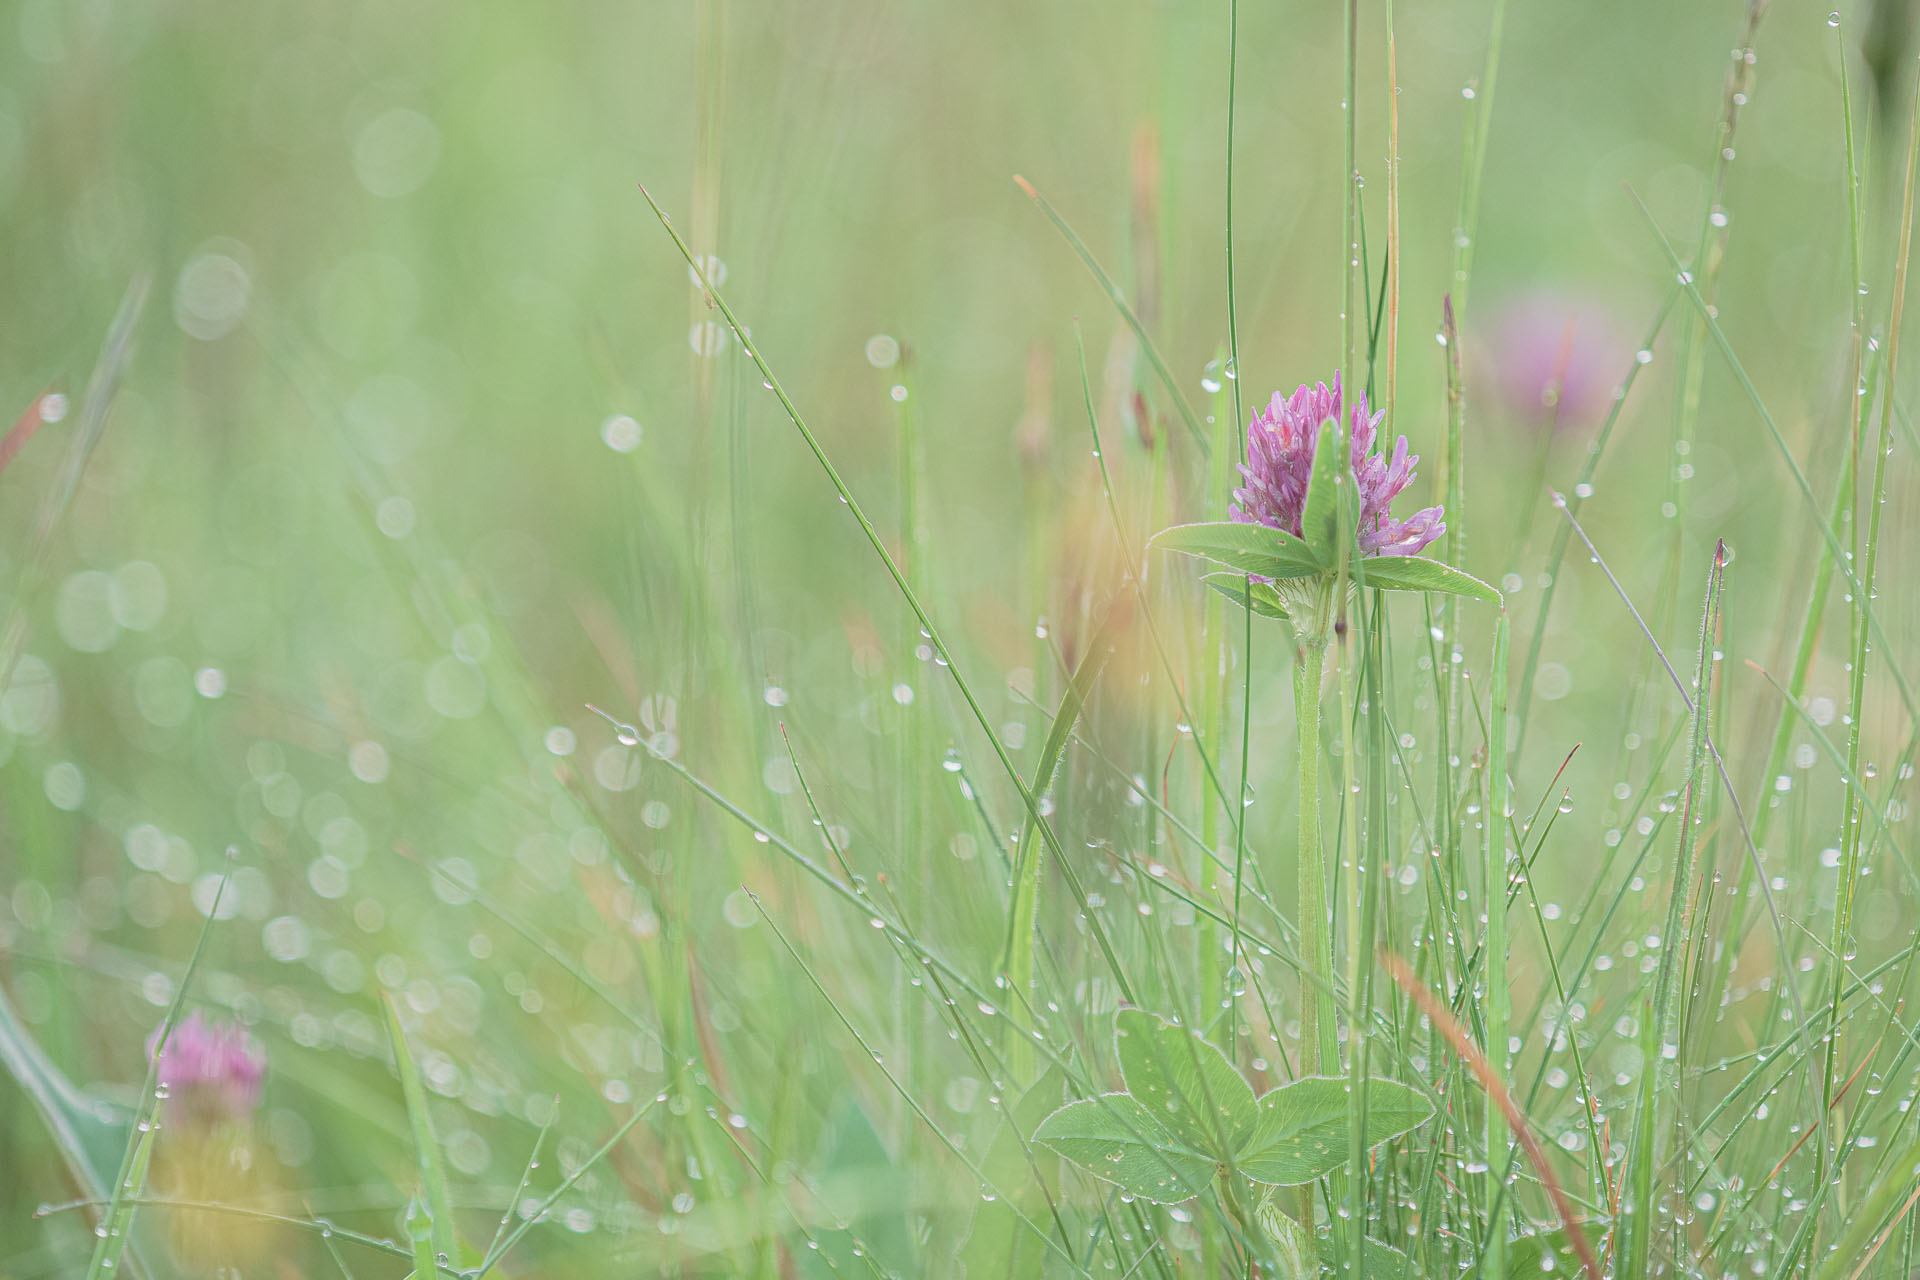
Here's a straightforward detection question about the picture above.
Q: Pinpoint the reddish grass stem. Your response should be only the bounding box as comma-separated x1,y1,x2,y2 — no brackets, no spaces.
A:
1379,948,1601,1280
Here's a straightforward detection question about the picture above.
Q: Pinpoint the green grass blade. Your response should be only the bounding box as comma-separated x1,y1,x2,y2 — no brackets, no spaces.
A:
44,1195,455,1276
483,1100,556,1266
0,988,131,1213
753,895,1094,1273
478,1097,663,1274
404,1197,436,1280
1482,612,1510,1274
1628,188,1917,720
1511,291,1676,755
1012,175,1208,455
84,863,230,1280
1826,36,1920,1204
637,182,1138,1007
1000,596,1129,1007
0,274,148,699
382,992,456,1267
1449,0,1508,324
1293,639,1333,1077
1625,543,1724,1274
1074,326,1263,915
1552,496,1832,1250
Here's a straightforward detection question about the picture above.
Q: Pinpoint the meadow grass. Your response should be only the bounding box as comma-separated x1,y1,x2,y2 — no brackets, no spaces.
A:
2,1,1919,1277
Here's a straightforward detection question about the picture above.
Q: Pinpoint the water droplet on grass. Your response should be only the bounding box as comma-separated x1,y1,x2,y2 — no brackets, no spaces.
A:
601,414,643,453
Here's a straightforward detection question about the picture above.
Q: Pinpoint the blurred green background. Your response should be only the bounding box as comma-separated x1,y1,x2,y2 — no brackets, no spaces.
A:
0,0,1901,695
1,0,1916,1275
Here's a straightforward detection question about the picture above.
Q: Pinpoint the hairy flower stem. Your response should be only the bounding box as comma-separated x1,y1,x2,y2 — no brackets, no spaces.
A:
1296,637,1336,1082
1218,1172,1261,1261
1223,1172,1308,1277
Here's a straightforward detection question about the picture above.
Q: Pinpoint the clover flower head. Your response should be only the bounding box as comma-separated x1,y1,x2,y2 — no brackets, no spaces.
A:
1229,373,1444,558
1486,294,1628,429
148,1012,265,1127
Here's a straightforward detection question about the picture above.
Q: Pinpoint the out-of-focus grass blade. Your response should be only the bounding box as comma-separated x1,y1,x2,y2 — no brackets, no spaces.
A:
84,864,229,1280
755,895,1087,1272
999,594,1129,1025
1715,425,1857,1021
1549,496,1820,1064
1380,950,1601,1280
42,1194,449,1275
1511,291,1674,755
315,1199,364,1279
84,1122,155,1280
0,989,132,1211
587,715,1118,1120
810,1096,915,1273
1628,188,1917,719
403,1198,436,1280
1813,1127,1920,1280
382,993,457,1269
1743,660,1911,870
0,274,148,696
1784,60,1920,1277
1482,612,1511,1276
1447,0,1508,326
1074,325,1277,1014
483,1102,556,1266
476,1092,656,1278
1833,10,1920,1166
1318,1231,1416,1279
1625,543,1724,1276
1554,496,1835,1262
958,1066,1070,1275
1011,175,1207,455
638,183,1137,1007
0,386,56,477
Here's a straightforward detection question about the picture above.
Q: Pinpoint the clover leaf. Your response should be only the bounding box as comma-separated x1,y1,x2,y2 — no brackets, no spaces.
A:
1033,1011,1436,1204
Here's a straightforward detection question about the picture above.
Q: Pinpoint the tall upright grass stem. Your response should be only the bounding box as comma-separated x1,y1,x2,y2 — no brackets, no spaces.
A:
1294,641,1333,1080
1482,613,1511,1274
640,184,1139,1005
1826,47,1919,1214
